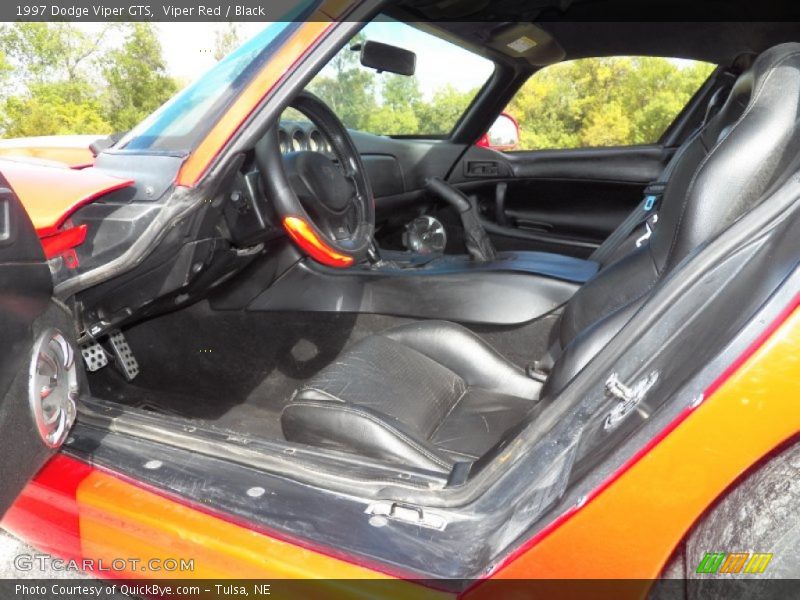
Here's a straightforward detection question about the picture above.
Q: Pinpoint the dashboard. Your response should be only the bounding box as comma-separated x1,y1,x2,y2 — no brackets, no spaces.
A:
71,115,478,334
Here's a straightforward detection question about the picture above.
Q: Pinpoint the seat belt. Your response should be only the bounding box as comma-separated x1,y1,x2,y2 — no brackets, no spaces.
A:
588,133,694,266
589,190,662,265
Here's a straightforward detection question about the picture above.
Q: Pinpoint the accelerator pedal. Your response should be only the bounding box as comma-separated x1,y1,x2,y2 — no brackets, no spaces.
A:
108,330,140,381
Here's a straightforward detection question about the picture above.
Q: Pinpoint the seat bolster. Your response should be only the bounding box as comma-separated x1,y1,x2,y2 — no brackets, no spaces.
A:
282,399,453,472
383,321,540,399
543,297,645,398
558,246,658,348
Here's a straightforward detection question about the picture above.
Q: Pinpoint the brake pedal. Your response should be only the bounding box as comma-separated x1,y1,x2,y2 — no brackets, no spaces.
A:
81,341,109,372
108,330,140,381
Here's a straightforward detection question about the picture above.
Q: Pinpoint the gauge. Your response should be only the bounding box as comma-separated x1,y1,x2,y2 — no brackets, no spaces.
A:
309,130,323,152
278,129,289,154
291,130,307,152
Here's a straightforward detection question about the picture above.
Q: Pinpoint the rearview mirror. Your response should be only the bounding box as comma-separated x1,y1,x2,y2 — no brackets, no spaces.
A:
478,113,520,151
358,40,416,76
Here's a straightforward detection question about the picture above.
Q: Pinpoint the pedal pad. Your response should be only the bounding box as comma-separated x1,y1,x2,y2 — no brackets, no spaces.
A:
108,330,140,381
81,342,109,372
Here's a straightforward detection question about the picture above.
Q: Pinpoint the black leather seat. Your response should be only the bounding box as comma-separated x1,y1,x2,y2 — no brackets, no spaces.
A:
282,43,800,472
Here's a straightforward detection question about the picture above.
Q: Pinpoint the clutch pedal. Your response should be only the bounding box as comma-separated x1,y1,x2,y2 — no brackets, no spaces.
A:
108,330,140,381
80,341,109,372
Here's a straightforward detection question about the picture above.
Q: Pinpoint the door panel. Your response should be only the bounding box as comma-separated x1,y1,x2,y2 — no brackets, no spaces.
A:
0,172,75,518
449,144,671,257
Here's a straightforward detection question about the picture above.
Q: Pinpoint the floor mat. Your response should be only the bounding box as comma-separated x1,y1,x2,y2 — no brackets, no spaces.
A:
86,304,410,440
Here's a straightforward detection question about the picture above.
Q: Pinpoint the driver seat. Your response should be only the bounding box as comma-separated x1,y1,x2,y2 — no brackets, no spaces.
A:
281,43,800,472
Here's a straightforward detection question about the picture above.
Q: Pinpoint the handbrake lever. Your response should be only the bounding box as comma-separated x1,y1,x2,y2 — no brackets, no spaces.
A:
425,177,497,263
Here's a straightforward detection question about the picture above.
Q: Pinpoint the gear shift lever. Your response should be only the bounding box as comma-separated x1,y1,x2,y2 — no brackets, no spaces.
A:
425,177,497,263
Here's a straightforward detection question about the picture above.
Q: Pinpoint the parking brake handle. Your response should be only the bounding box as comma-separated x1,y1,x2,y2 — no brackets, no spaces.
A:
425,177,497,263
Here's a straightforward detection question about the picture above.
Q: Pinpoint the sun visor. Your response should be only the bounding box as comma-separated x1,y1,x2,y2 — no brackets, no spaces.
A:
486,23,565,66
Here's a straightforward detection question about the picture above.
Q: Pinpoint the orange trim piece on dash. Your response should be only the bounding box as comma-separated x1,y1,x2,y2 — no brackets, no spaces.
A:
473,296,800,591
283,215,355,267
0,160,133,236
177,20,333,188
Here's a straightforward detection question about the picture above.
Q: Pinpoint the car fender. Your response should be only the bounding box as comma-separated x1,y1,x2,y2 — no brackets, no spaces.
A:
0,158,134,238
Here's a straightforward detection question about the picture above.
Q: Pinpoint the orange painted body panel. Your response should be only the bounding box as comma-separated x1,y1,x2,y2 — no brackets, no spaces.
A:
0,144,94,169
5,458,444,598
0,159,133,236
474,300,800,590
77,472,392,581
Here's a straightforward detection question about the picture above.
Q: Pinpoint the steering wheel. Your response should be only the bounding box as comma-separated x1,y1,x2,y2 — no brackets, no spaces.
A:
255,92,375,268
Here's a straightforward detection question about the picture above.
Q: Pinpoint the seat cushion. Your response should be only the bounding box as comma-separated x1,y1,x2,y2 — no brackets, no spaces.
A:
281,321,541,471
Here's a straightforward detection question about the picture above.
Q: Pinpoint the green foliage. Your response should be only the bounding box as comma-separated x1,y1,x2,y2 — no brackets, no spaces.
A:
0,50,12,90
307,34,378,131
0,22,178,138
0,22,97,84
2,81,111,137
102,23,178,131
507,57,715,150
213,23,241,61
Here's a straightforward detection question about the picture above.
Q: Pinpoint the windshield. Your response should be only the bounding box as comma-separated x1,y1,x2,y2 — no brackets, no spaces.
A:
305,21,495,137
117,17,309,153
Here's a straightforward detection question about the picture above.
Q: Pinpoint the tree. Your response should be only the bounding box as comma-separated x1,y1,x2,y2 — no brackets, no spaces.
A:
0,50,11,97
0,22,178,136
102,23,179,132
0,22,116,135
367,74,422,134
0,22,117,86
213,23,241,61
416,85,477,135
507,57,715,150
2,81,111,137
307,33,377,131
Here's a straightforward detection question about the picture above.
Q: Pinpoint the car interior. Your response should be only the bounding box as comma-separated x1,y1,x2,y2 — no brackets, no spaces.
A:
77,16,794,448
87,36,796,465
26,3,800,576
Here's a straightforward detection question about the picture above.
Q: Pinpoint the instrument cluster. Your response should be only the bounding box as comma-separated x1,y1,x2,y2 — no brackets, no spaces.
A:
278,121,334,156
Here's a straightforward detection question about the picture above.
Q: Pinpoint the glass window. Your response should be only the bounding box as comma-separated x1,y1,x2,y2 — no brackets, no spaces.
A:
504,57,715,151
118,1,315,153
306,21,495,137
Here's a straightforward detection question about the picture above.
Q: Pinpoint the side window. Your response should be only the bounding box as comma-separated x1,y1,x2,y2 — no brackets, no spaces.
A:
504,57,715,151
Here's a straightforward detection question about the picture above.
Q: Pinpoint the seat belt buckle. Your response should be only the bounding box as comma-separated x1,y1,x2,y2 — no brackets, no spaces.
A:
642,181,667,212
636,214,659,247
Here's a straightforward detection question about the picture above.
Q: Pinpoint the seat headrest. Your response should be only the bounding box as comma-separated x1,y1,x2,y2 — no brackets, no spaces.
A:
651,42,800,272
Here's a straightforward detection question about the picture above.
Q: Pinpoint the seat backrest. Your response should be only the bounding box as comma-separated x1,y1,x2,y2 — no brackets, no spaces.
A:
544,42,800,396
591,79,734,269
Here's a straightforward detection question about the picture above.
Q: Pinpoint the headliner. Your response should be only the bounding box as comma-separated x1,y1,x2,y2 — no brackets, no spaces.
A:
392,0,800,67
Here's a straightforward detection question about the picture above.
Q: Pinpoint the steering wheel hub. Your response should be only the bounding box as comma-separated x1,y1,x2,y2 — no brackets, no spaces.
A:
284,151,354,213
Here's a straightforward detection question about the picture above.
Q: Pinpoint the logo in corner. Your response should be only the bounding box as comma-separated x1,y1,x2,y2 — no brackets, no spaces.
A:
696,552,773,575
